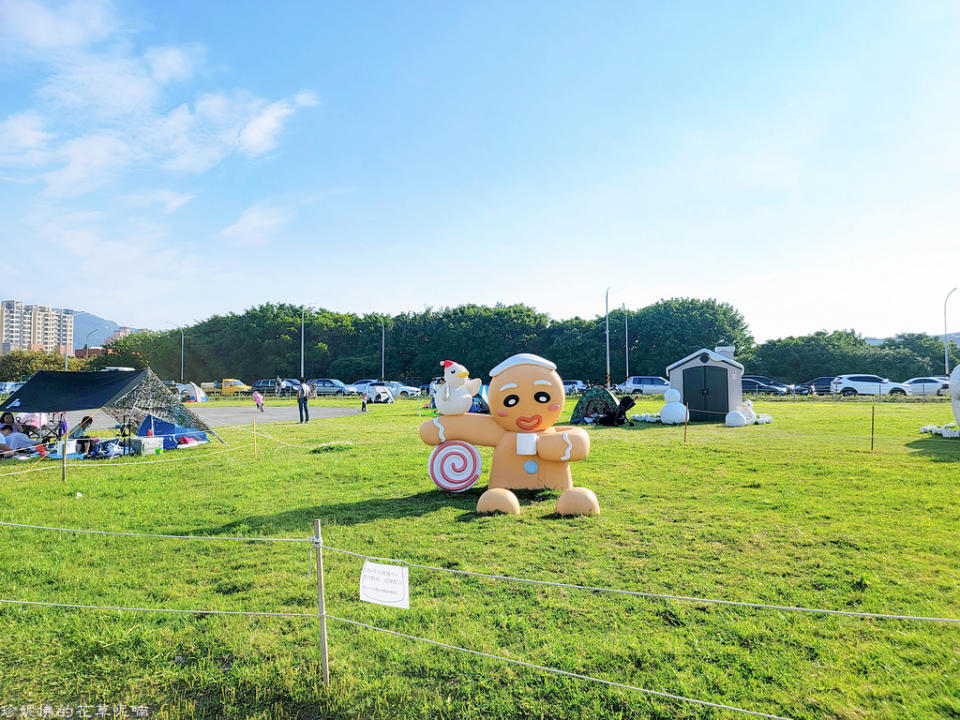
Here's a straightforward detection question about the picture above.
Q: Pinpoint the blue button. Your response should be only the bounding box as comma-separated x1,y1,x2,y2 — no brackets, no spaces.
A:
524,460,539,474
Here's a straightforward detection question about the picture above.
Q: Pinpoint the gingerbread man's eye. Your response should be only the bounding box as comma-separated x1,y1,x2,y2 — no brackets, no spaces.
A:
503,394,519,407
534,391,551,404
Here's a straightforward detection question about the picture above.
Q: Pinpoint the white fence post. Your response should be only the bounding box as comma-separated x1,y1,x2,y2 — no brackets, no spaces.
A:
313,519,330,687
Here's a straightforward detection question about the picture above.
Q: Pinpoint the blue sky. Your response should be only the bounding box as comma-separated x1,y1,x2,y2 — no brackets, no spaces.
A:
1,0,958,340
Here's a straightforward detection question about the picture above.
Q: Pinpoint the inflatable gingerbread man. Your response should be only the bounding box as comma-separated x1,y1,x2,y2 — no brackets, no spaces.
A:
419,353,599,516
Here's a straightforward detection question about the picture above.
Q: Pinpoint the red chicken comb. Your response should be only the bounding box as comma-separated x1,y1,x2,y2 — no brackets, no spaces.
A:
440,360,455,368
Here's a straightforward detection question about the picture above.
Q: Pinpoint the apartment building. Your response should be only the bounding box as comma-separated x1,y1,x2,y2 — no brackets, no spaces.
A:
0,300,75,355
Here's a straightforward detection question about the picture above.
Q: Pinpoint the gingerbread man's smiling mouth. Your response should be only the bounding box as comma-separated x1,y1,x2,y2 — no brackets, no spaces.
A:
515,415,542,431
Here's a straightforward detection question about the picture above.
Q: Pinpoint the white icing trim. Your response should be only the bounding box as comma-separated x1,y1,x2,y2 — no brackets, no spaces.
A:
498,382,518,391
489,353,556,376
534,379,552,386
560,432,572,461
433,418,446,443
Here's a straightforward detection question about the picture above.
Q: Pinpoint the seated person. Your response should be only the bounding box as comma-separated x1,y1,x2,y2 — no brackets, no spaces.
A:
0,424,35,457
0,412,23,433
67,416,96,453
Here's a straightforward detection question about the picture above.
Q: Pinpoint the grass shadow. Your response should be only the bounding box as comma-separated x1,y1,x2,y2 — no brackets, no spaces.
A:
173,490,481,536
454,489,560,522
905,437,960,462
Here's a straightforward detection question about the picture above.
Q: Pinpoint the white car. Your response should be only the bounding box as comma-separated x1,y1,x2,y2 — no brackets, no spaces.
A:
382,380,420,398
617,375,671,395
562,379,587,394
903,377,949,396
830,374,909,396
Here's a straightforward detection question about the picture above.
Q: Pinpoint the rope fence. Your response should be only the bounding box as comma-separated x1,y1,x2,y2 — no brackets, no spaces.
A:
1,518,956,719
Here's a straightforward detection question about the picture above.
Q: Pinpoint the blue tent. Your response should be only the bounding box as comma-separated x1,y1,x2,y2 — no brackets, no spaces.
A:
137,414,209,450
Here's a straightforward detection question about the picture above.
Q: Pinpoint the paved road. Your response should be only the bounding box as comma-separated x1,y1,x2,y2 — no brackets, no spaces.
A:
65,405,358,431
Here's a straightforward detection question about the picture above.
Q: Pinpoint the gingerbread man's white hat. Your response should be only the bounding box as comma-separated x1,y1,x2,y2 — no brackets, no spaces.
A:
489,353,557,377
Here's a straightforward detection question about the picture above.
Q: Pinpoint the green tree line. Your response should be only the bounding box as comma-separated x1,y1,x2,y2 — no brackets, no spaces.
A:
1,299,956,384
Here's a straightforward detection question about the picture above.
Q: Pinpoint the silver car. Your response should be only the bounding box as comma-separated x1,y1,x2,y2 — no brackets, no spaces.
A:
308,378,357,396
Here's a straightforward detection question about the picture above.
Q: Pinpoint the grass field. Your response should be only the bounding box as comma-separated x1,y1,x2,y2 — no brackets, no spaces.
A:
0,399,957,719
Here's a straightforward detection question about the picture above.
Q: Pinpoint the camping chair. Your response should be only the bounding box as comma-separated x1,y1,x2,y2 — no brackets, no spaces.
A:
597,396,636,426
22,413,64,443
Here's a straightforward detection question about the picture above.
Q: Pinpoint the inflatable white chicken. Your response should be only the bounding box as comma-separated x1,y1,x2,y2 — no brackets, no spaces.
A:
434,360,481,415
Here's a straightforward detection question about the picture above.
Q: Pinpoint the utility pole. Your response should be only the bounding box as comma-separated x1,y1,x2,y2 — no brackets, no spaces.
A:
623,303,629,380
604,287,611,387
179,328,185,383
300,306,306,378
380,317,386,381
945,288,957,376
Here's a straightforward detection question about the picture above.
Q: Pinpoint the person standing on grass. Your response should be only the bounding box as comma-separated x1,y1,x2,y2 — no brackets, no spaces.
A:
297,377,311,423
252,390,265,413
276,375,282,397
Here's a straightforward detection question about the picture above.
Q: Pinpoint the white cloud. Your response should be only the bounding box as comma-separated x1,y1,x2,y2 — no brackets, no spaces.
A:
238,100,296,155
41,132,129,196
294,90,320,108
0,0,116,52
220,203,290,245
117,189,193,214
40,55,160,117
144,46,196,84
0,112,52,153
155,93,263,172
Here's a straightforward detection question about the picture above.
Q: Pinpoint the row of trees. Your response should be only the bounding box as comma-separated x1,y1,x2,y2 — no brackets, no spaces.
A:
1,299,955,384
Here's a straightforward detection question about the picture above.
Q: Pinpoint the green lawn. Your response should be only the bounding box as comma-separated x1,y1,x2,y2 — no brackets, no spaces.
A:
0,399,957,719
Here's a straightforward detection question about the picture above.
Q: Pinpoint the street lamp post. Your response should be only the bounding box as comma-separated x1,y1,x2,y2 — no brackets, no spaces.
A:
178,328,184,383
623,303,629,380
605,288,611,387
945,288,957,376
164,323,186,382
380,317,386,381
300,306,306,378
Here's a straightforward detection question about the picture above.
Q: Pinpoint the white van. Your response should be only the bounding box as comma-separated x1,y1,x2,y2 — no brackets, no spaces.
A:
617,376,671,395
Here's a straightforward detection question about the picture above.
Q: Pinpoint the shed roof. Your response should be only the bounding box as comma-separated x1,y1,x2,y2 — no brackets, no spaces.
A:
665,348,744,374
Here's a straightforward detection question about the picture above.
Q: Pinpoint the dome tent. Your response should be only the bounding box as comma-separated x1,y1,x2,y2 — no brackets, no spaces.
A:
569,386,619,425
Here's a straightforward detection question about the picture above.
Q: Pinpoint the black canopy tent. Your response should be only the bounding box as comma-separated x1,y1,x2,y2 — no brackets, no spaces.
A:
0,370,145,413
0,368,220,443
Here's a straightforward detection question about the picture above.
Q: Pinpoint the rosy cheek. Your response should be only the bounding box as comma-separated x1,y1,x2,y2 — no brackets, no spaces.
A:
548,403,561,411
496,410,509,417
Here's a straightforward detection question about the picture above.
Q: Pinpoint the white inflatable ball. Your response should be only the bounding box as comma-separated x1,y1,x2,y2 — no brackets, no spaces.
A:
660,401,688,425
725,410,747,427
664,388,681,403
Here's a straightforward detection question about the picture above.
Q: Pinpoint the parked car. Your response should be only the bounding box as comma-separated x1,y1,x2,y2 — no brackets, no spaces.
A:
903,377,949,396
562,379,587,394
830,375,909,396
616,376,671,395
351,379,378,395
364,383,394,403
308,378,357,396
802,377,837,395
742,378,788,395
381,380,420,398
201,378,252,395
742,375,806,394
251,379,291,396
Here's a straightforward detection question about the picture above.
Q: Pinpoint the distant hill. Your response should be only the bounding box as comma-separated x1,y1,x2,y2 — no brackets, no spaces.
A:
73,311,123,349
